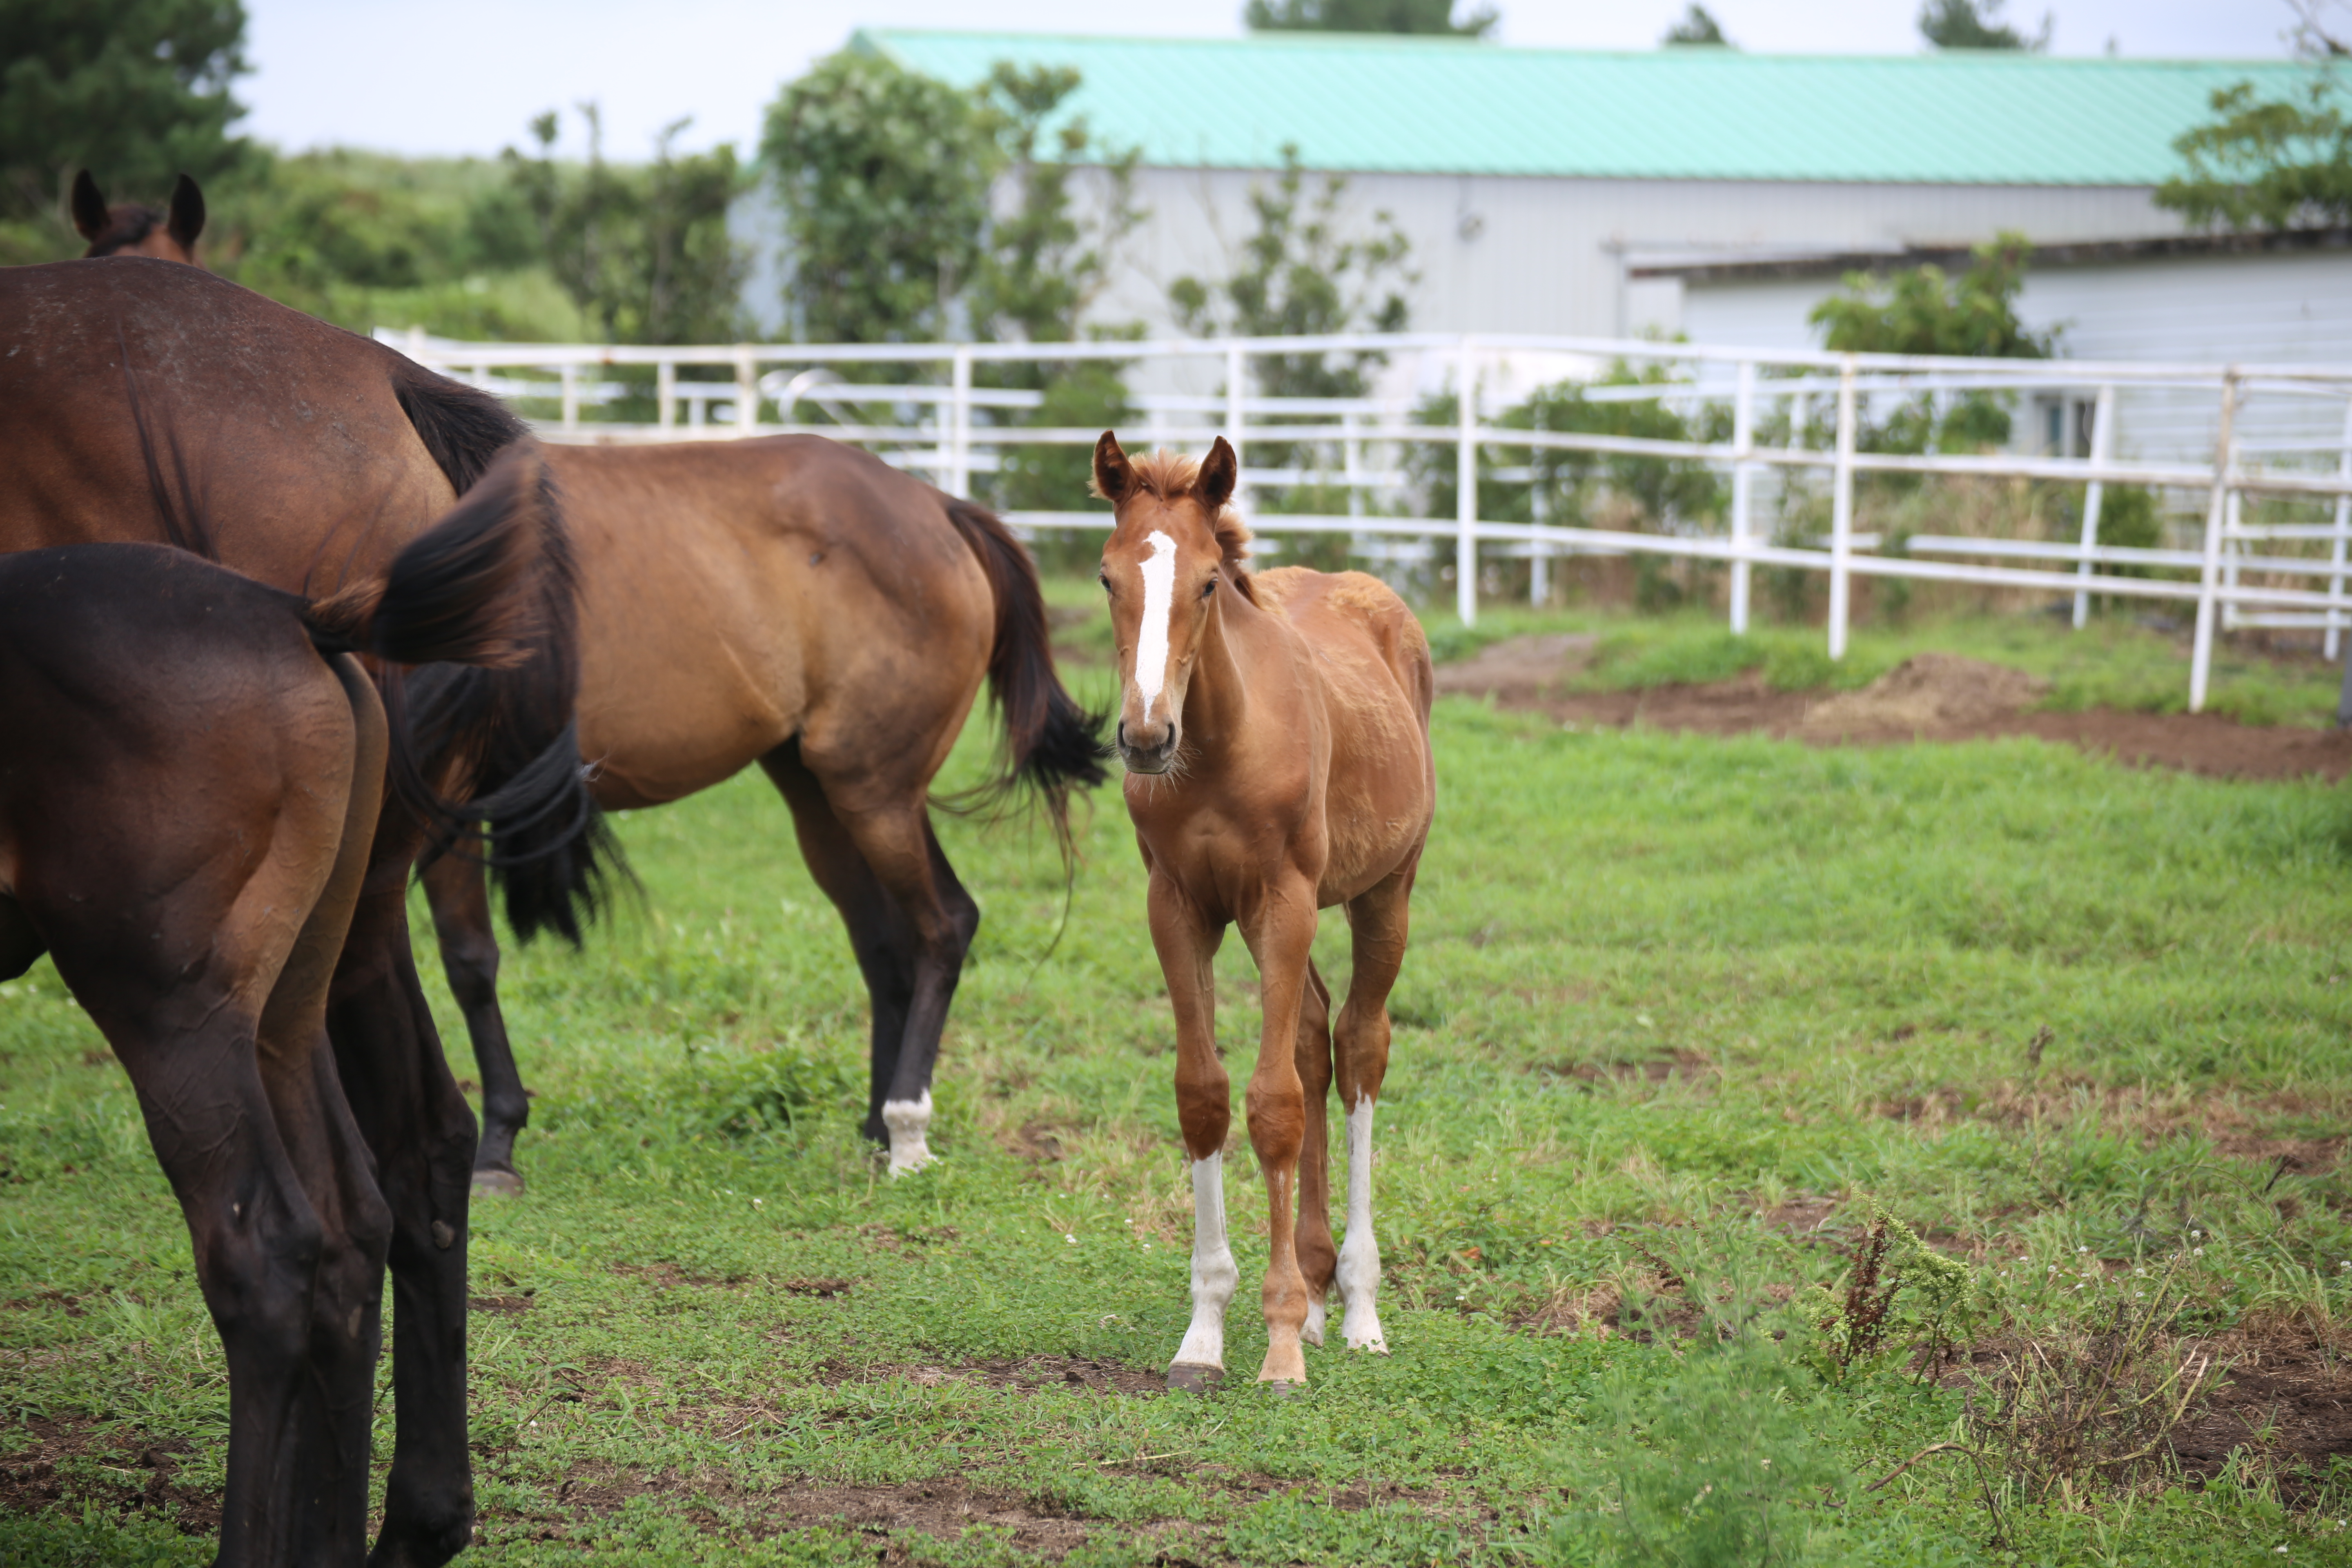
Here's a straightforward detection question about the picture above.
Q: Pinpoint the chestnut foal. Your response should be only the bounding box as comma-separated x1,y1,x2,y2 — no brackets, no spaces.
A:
1094,433,1434,1390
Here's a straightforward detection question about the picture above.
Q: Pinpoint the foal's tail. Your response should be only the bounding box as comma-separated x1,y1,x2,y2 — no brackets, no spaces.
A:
305,443,619,940
939,495,1110,855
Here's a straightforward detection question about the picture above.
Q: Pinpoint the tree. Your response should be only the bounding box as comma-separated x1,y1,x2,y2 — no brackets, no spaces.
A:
966,64,1147,521
1244,0,1496,38
0,0,249,233
506,106,746,345
1170,147,1414,405
1663,5,1733,46
1917,0,2046,51
1810,232,2052,449
2156,76,2352,231
761,50,996,344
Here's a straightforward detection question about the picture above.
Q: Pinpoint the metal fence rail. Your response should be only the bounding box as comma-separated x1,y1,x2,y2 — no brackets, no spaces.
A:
379,327,2352,713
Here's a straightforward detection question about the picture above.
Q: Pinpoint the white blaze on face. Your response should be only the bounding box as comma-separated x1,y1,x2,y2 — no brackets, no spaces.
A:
1133,530,1179,722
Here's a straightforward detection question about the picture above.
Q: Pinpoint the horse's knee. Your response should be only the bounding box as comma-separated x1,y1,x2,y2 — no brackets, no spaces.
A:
198,1201,327,1366
1243,1081,1306,1167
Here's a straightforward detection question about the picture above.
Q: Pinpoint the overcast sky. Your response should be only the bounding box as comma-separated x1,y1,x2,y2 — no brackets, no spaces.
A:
244,0,2302,162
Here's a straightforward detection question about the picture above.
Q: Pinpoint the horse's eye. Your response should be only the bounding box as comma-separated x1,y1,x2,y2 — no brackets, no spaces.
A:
1098,572,1111,592
1200,579,1216,598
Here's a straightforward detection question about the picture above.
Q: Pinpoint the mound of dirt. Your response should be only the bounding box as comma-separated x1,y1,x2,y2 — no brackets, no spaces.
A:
1432,633,1595,700
1800,653,2051,739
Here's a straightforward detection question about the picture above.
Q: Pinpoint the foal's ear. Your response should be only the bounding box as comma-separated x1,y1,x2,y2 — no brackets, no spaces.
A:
1197,437,1238,514
1091,430,1134,503
70,171,108,242
166,174,205,255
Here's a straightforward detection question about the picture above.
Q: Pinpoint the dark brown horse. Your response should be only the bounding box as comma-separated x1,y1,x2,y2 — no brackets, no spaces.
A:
72,169,205,262
422,436,1106,1186
0,258,612,1567
0,447,548,1566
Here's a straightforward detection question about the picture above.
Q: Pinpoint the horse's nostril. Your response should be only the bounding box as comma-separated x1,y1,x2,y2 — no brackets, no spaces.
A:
1115,721,1129,749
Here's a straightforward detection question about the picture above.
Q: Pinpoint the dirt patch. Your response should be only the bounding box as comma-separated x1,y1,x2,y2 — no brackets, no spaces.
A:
500,1458,1194,1561
2172,1323,2352,1504
1762,1194,1843,1236
1800,653,2048,739
470,1293,533,1314
1549,1048,1714,1086
1434,633,1596,700
1441,643,2352,781
0,1414,218,1535
810,1352,1166,1399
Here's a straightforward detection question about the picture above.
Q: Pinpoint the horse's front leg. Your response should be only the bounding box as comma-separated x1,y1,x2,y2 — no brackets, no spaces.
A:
1242,878,1320,1389
1148,875,1235,1391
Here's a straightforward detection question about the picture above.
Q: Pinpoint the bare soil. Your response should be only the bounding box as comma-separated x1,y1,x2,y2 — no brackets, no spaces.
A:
1442,637,2352,782
2172,1323,2352,1505
0,1414,218,1535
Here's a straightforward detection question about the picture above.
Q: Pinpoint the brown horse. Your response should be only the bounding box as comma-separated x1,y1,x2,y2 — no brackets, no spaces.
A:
0,448,548,1567
0,258,612,1567
1092,433,1434,1390
72,169,204,262
421,435,1106,1186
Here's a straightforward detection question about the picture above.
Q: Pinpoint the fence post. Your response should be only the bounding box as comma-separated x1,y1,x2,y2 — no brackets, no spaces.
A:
1225,343,1247,506
2331,395,2352,661
1528,399,1549,607
949,346,973,499
2072,383,2115,630
735,345,757,438
2190,373,2240,714
1457,337,1478,627
1826,355,1857,661
1729,359,1755,636
657,358,675,432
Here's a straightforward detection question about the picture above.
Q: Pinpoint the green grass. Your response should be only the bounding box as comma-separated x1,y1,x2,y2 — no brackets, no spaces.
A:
1417,602,2345,727
7,611,2352,1564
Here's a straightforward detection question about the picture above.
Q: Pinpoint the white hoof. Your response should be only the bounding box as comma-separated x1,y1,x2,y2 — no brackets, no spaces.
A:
1341,1310,1388,1354
882,1093,934,1175
1302,1296,1328,1347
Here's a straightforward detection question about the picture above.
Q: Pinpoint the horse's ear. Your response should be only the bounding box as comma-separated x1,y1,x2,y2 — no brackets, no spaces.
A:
1197,437,1238,514
1091,430,1134,503
166,174,205,254
70,171,107,242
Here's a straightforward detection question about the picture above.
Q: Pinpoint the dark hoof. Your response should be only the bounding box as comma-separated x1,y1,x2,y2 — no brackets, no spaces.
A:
1167,1362,1224,1393
471,1166,525,1197
1261,1378,1305,1399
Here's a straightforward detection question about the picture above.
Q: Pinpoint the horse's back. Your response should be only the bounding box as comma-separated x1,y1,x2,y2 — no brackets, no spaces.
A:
1248,567,1435,902
0,260,456,585
544,437,996,806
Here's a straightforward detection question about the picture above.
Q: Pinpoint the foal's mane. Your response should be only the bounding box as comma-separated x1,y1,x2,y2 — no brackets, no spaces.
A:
1094,448,1254,566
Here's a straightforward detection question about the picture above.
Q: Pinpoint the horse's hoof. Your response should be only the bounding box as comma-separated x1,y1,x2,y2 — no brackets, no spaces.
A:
471,1166,525,1197
1167,1363,1223,1393
1260,1377,1306,1399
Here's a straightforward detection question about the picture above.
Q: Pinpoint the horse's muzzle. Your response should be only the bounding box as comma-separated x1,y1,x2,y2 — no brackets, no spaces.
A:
1116,720,1178,775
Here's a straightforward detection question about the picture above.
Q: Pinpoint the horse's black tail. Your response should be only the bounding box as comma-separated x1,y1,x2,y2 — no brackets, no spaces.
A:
315,434,619,947
938,495,1110,857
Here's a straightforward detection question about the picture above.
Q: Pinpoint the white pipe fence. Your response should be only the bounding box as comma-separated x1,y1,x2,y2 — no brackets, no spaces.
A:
380,327,2352,714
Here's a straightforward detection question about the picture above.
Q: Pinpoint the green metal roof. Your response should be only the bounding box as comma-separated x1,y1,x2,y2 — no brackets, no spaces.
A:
858,29,2324,187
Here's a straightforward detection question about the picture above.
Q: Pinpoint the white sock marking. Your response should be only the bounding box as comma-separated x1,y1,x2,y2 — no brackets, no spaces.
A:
1337,1097,1387,1352
1172,1153,1238,1371
1134,530,1178,722
1303,1295,1327,1347
882,1092,934,1175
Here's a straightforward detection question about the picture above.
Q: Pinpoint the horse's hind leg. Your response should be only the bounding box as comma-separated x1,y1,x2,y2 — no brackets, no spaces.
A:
760,743,920,1150
420,847,531,1194
1294,959,1338,1347
1332,860,1419,1354
326,827,479,1568
250,652,395,1557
